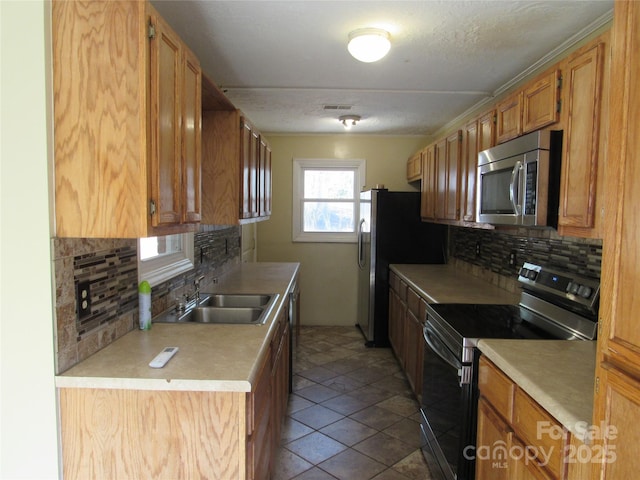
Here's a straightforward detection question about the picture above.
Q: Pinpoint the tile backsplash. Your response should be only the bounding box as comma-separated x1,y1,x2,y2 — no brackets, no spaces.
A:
449,226,602,291
53,225,241,374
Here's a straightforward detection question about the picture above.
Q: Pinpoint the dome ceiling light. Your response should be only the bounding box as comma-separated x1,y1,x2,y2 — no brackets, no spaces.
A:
339,114,361,129
347,28,391,63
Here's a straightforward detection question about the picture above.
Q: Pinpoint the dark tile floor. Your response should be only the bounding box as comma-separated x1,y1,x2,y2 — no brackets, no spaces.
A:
273,326,433,480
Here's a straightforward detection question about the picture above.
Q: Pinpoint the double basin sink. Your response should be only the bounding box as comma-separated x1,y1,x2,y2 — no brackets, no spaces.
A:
153,293,279,325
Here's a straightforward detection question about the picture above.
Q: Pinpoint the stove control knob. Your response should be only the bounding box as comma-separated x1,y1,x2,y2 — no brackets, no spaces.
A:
567,282,580,295
578,285,592,299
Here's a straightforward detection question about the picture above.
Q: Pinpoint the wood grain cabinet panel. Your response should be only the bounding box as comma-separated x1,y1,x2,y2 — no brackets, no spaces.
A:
462,120,479,222
202,110,272,225
53,1,201,238
496,92,523,144
594,2,640,477
522,69,561,134
407,151,423,182
558,36,608,237
421,145,437,221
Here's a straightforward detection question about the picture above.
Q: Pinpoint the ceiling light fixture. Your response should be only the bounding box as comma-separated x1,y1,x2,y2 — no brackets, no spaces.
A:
347,28,391,63
339,114,361,129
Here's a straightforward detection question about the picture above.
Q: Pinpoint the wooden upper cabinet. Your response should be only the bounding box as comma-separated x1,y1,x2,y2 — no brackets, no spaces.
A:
444,131,462,221
558,35,608,237
496,92,523,143
434,138,448,220
407,151,423,182
478,109,497,152
202,110,272,225
52,1,201,238
182,48,203,224
522,69,561,134
259,137,272,217
462,120,479,222
420,145,437,221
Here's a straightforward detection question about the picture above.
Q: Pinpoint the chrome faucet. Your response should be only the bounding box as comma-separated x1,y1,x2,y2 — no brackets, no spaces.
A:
194,275,205,306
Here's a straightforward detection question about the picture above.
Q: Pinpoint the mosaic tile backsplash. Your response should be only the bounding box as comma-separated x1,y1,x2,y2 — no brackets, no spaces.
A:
449,226,602,283
53,225,241,373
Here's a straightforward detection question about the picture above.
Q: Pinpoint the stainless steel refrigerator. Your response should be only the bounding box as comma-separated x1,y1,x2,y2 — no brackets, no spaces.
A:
356,189,447,346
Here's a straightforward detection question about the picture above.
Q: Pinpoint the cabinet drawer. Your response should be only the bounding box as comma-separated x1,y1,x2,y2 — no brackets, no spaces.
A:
513,387,567,479
478,356,515,422
407,287,422,318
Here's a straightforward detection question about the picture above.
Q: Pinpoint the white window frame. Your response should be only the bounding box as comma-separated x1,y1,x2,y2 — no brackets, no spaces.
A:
138,233,194,287
292,158,366,243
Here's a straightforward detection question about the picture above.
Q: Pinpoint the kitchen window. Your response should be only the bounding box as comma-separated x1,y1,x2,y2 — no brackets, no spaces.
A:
292,158,365,242
138,233,194,286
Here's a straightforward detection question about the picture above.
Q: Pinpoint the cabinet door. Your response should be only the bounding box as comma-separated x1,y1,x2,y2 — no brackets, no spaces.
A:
496,92,523,144
434,138,448,220
181,47,202,223
523,69,560,134
462,121,478,222
558,41,605,231
593,363,640,480
599,0,640,368
476,398,513,480
421,145,436,220
478,110,497,152
407,151,422,182
149,13,182,227
240,120,256,219
445,131,462,221
259,137,272,217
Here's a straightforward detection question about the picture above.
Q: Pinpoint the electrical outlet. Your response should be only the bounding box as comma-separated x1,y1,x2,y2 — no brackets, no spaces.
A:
475,241,481,257
509,250,517,267
76,280,91,320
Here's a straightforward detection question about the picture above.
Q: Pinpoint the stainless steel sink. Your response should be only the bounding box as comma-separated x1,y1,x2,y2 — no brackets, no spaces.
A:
152,293,279,325
187,306,265,324
199,294,274,308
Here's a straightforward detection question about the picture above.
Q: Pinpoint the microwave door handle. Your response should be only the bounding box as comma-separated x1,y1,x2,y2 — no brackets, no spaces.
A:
509,161,522,215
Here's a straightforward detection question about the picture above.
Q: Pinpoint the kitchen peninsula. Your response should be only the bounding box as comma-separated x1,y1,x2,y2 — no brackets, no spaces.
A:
56,262,299,480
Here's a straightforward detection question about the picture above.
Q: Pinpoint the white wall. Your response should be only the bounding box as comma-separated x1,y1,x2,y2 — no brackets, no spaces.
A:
257,135,426,327
1,1,60,478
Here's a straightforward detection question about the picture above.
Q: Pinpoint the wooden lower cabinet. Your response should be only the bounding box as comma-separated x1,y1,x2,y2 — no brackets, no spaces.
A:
477,357,594,480
59,318,290,480
388,272,424,399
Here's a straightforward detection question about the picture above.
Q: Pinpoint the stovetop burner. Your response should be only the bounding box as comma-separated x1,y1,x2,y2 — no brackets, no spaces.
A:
423,261,600,363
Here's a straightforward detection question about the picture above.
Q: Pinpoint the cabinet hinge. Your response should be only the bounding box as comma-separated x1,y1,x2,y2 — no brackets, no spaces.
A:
557,75,563,89
149,199,156,216
148,23,156,39
595,376,600,394
492,114,497,124
458,132,463,142
556,100,562,113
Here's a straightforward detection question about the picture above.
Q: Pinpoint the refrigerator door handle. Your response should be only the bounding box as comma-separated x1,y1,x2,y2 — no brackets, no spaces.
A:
357,218,366,269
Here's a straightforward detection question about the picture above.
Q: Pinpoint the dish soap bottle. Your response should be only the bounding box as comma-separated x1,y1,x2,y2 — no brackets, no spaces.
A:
139,280,152,330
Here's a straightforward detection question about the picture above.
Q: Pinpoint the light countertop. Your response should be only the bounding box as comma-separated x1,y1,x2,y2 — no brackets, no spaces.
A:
478,339,596,442
55,262,299,393
390,263,520,304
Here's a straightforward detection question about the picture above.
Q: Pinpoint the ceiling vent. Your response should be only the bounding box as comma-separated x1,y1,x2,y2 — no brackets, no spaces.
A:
323,105,353,111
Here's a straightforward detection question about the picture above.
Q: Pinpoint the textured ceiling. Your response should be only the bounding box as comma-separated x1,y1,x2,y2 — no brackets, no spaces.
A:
152,0,613,136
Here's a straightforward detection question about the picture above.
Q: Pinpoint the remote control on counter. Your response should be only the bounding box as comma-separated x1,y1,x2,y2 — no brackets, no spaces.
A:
149,347,179,368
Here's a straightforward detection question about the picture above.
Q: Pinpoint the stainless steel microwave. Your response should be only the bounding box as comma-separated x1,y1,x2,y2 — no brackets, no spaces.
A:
476,130,562,227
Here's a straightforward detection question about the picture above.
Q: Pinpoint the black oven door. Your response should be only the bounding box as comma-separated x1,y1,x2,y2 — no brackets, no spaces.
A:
421,320,475,480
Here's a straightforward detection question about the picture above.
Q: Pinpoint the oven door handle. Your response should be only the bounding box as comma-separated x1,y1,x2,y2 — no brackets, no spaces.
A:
423,322,462,372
